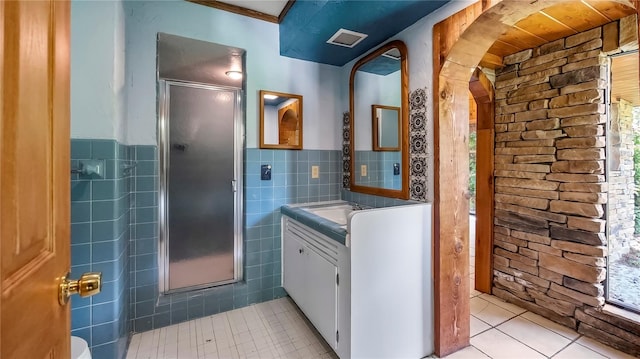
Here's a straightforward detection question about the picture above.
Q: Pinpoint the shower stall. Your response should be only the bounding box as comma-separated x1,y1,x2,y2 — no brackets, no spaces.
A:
157,33,244,294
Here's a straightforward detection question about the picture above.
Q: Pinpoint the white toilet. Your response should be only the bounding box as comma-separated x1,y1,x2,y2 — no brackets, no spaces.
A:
71,336,91,359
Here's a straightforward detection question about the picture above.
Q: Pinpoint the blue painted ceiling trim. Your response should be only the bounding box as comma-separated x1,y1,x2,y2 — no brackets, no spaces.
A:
279,0,450,66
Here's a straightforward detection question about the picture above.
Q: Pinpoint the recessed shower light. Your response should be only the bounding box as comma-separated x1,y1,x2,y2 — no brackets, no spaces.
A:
263,94,278,100
225,70,243,80
326,28,368,48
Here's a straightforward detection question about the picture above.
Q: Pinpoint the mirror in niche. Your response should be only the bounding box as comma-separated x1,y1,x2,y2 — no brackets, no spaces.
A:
350,40,408,198
259,90,303,149
372,105,400,151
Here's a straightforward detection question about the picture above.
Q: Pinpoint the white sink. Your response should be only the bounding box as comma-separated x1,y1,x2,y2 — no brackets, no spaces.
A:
306,204,353,226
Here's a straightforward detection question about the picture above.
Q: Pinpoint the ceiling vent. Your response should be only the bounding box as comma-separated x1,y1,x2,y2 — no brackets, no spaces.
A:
382,48,401,60
326,28,368,48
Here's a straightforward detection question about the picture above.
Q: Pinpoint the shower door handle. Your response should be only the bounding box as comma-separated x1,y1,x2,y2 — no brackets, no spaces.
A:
231,180,237,192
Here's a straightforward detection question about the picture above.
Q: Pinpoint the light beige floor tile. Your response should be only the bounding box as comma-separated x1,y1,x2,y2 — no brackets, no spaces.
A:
470,296,490,313
470,329,545,359
479,293,527,315
554,342,607,359
519,311,579,340
470,288,482,298
443,345,490,358
577,336,637,359
470,297,519,326
128,297,634,359
496,316,570,356
470,315,491,337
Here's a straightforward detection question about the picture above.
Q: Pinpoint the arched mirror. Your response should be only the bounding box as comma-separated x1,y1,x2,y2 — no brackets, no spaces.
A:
349,40,409,199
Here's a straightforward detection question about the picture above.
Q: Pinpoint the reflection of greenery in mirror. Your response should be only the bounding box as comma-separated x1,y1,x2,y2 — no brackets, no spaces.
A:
372,105,400,151
259,90,303,150
349,40,408,199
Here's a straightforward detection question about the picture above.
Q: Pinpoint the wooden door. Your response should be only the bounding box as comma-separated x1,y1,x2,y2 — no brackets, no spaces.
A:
0,1,71,358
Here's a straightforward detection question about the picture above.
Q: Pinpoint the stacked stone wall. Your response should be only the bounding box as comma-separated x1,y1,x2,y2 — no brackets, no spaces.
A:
608,99,635,252
493,22,640,356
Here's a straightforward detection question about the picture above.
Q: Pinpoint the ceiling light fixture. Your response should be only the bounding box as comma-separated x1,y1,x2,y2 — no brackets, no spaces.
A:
263,94,278,100
225,70,243,80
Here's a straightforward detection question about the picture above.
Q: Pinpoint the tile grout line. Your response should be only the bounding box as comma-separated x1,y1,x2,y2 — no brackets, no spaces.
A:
470,297,576,359
487,308,602,359
493,313,560,359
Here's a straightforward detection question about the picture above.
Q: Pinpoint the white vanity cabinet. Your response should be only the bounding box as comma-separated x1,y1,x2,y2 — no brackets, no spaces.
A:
282,217,345,350
282,202,432,359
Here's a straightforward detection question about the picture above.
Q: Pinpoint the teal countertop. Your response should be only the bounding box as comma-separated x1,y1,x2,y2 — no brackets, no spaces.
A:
281,204,348,245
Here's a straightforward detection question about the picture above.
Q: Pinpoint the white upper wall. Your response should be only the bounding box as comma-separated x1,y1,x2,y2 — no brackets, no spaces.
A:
71,0,126,142
395,1,475,90
70,0,475,152
123,1,343,149
394,0,475,202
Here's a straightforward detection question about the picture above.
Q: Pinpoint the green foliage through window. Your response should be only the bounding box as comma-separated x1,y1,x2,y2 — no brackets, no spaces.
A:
469,129,477,213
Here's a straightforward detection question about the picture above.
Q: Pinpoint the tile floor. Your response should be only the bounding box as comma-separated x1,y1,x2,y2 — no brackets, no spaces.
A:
127,216,634,359
126,297,337,359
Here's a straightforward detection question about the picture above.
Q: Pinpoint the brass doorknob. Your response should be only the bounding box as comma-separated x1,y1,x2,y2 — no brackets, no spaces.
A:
59,272,102,305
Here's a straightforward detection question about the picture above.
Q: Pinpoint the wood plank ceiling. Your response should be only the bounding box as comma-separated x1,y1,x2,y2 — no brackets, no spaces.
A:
480,0,636,68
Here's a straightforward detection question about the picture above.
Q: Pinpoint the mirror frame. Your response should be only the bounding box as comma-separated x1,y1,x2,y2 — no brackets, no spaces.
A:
372,104,401,151
349,40,409,199
259,90,303,150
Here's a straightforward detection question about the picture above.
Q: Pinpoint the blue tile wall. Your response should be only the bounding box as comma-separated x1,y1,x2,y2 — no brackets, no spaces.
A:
353,150,401,190
128,148,342,332
70,139,412,349
128,145,161,332
70,139,132,359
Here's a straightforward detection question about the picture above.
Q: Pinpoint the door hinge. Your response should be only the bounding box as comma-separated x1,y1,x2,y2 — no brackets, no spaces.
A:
336,330,339,343
336,273,339,286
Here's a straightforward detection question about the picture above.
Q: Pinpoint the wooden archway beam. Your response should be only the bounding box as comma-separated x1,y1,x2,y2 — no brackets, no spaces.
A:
432,0,638,356
469,68,495,295
469,68,493,105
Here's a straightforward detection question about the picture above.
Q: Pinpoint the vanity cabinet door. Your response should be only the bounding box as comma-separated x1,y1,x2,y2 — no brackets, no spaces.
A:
282,217,340,351
282,231,307,309
305,249,338,349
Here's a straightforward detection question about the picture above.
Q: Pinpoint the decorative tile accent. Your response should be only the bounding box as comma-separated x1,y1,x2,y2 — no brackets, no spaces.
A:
409,87,428,202
342,112,351,189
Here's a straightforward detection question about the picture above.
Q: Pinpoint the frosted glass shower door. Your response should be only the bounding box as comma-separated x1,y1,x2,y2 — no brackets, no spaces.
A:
162,82,241,292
